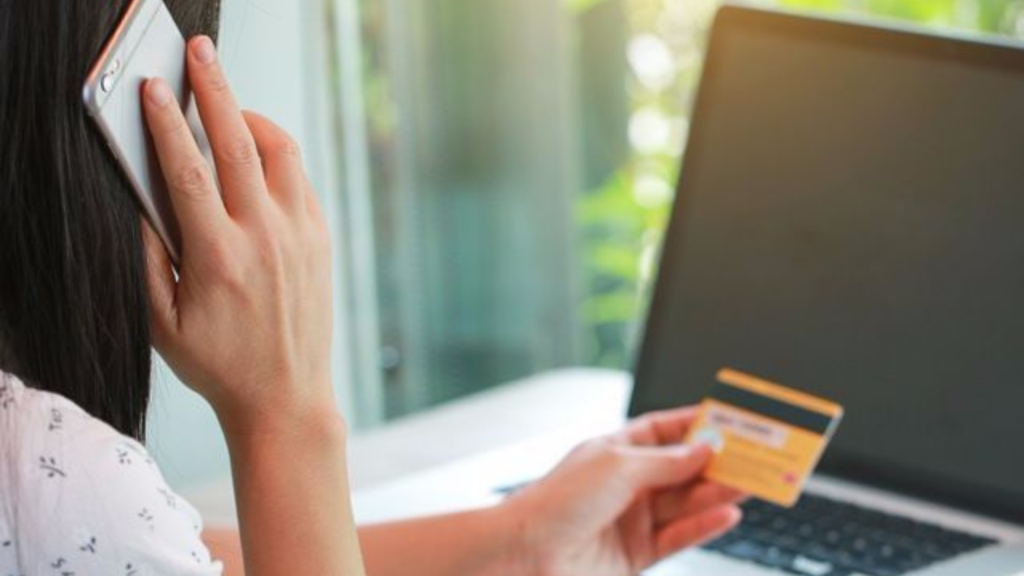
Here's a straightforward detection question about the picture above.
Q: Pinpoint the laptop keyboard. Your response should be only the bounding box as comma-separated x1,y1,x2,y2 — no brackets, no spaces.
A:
702,494,997,576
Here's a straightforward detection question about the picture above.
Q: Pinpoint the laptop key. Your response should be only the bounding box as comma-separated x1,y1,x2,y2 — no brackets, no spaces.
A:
703,494,997,576
788,555,838,575
758,546,797,570
721,539,770,562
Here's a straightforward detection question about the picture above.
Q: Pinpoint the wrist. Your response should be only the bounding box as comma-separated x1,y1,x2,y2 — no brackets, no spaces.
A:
209,370,342,437
488,495,536,576
216,394,347,454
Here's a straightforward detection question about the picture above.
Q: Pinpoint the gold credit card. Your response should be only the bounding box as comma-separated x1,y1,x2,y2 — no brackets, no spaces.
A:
684,368,844,507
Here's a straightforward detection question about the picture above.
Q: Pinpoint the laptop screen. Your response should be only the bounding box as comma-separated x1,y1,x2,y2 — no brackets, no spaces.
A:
630,6,1024,522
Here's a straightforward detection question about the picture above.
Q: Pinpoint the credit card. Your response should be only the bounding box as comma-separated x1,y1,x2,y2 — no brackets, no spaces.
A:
684,368,844,507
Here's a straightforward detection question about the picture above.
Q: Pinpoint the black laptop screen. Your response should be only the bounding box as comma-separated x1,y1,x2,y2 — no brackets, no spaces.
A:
630,7,1024,522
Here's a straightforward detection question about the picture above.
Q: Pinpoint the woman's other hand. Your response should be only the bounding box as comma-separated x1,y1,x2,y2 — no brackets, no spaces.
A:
141,35,334,432
507,407,744,576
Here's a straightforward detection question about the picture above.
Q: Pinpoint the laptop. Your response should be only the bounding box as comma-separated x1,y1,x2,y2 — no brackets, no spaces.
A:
629,5,1024,576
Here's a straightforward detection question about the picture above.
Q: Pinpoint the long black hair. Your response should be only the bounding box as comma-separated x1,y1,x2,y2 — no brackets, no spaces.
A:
0,0,221,440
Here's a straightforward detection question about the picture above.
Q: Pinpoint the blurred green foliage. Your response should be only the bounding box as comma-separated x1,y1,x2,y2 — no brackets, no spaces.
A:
578,0,1024,367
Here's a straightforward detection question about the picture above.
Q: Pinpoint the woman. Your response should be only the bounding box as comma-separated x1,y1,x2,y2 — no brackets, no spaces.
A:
0,1,743,574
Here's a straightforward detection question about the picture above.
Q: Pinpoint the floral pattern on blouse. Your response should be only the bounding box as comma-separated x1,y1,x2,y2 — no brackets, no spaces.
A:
0,372,223,576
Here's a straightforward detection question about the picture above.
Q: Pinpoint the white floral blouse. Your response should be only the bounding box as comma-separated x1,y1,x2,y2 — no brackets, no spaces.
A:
0,371,223,576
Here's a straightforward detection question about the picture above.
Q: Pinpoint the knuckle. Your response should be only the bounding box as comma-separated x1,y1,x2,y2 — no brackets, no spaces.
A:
203,239,234,273
218,137,261,167
601,443,634,472
171,163,212,198
207,241,247,288
590,444,634,485
203,71,232,97
222,263,249,292
161,110,191,139
270,134,302,160
255,243,288,284
250,216,289,267
254,229,282,265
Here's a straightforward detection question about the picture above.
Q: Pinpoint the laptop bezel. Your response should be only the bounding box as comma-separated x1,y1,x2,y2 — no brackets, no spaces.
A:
628,4,1024,524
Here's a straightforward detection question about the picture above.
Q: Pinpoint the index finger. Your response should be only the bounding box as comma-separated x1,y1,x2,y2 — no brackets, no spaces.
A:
621,407,701,447
187,36,268,216
143,77,228,245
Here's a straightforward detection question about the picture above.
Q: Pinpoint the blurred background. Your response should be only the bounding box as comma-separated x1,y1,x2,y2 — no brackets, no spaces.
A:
147,0,1024,488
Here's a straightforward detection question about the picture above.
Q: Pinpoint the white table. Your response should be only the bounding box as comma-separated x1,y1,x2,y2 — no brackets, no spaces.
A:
181,368,1024,575
183,368,632,526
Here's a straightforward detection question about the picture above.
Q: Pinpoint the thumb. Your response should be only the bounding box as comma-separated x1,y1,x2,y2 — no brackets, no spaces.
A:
621,442,713,491
141,221,178,346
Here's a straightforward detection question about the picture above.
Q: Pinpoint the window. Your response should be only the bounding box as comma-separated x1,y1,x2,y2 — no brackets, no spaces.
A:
327,0,1024,424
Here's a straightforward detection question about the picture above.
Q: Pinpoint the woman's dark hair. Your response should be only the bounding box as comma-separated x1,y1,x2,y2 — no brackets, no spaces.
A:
0,0,221,440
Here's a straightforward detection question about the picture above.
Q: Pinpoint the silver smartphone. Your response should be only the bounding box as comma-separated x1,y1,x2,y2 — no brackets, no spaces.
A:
83,0,215,265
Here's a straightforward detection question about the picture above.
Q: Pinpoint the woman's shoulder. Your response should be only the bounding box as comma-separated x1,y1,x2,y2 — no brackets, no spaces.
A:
0,370,155,491
0,371,222,575
1,369,131,445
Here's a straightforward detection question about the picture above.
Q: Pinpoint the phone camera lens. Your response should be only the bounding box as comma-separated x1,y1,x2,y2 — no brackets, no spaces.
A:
101,72,116,93
99,58,121,93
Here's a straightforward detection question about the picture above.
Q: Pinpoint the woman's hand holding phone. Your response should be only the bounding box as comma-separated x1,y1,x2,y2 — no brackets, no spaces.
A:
142,36,334,432
141,36,365,576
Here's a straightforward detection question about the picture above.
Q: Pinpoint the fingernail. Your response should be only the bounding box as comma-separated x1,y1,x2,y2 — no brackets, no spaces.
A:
192,36,217,65
147,79,173,107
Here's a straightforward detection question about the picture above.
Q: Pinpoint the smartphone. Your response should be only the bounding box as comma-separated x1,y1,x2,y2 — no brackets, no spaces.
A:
83,0,215,265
